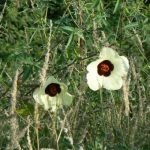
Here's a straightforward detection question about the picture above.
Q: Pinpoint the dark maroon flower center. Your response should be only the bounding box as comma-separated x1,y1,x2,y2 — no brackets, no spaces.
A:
97,60,114,77
45,83,61,97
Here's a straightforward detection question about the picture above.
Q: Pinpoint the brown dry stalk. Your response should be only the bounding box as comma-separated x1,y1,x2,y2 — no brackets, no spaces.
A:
130,57,144,119
40,21,52,85
78,0,84,51
123,77,130,116
93,20,98,41
132,29,144,53
34,20,53,150
27,117,33,150
62,109,74,149
9,69,22,150
57,109,74,146
34,102,40,150
128,18,145,56
78,0,86,71
79,9,84,50
129,117,138,149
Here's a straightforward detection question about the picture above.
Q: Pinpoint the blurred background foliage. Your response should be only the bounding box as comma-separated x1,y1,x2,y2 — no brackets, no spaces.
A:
0,0,150,149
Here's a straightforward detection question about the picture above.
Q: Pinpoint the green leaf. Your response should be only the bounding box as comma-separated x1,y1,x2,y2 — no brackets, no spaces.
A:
16,103,34,117
62,26,75,32
22,65,33,82
113,0,120,14
124,23,139,29
65,33,74,51
74,28,84,40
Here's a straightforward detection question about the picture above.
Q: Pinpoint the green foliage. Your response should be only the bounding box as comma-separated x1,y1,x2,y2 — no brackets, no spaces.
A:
0,0,150,149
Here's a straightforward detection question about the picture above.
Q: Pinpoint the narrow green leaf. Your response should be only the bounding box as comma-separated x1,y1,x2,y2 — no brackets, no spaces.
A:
124,23,139,29
62,26,75,32
113,0,120,14
65,33,74,51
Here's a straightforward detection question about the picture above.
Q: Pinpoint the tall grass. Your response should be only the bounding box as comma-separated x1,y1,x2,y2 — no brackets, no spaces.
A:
0,0,150,149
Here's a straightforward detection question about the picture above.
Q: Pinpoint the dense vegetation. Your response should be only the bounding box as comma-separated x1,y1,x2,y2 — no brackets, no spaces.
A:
0,0,150,149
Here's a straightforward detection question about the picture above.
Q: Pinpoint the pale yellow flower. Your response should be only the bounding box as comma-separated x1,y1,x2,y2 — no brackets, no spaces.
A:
33,76,73,111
